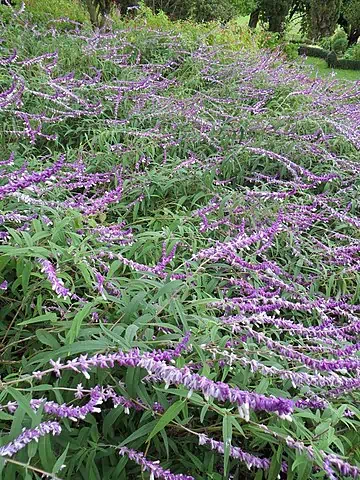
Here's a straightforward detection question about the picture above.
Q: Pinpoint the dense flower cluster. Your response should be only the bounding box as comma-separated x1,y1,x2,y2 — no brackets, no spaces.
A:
34,349,293,417
0,3,359,480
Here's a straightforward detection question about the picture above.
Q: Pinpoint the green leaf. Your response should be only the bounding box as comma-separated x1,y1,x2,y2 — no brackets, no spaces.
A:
0,246,51,257
222,414,233,477
77,262,93,287
18,313,57,326
7,387,37,422
315,422,330,437
267,445,283,480
103,406,125,438
152,280,183,302
255,378,270,395
21,262,32,292
147,400,185,442
186,451,204,471
292,453,310,471
120,420,157,446
36,330,60,349
331,435,344,454
123,291,147,321
9,403,26,438
200,404,209,423
125,367,143,399
160,429,170,459
124,324,138,344
66,302,93,344
52,443,69,473
0,457,5,476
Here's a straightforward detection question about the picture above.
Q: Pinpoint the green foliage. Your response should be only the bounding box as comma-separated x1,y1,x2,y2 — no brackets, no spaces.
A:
319,29,348,56
345,43,360,60
332,27,349,43
332,36,348,54
22,0,89,23
189,0,237,23
283,41,299,59
298,44,329,59
231,0,257,16
336,56,360,69
319,36,333,51
326,49,338,67
259,0,292,33
343,0,360,32
0,5,360,480
110,3,263,51
309,0,342,39
0,4,14,23
141,0,243,22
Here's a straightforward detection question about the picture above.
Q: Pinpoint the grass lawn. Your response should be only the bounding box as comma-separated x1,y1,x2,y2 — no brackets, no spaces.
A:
303,56,360,81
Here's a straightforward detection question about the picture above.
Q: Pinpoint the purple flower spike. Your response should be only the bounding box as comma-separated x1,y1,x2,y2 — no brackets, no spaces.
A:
38,258,72,299
119,447,195,480
0,422,61,457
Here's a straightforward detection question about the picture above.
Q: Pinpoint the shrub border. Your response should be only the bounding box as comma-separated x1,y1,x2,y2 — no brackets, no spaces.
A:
298,44,360,71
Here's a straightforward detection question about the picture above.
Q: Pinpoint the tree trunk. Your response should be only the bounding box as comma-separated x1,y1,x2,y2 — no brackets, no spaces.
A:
86,0,99,28
249,8,260,29
348,27,360,45
268,15,284,33
99,14,107,29
337,12,349,32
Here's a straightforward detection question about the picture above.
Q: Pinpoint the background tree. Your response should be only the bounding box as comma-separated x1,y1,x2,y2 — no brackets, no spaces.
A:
309,0,342,40
85,0,111,27
248,6,260,28
288,0,311,37
341,0,360,44
248,0,292,33
142,0,190,19
142,0,250,22
231,0,257,16
260,0,292,33
84,0,139,27
189,0,237,23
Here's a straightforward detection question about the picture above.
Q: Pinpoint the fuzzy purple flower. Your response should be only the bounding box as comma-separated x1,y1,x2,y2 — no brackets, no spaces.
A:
0,422,61,457
119,447,194,480
38,259,72,299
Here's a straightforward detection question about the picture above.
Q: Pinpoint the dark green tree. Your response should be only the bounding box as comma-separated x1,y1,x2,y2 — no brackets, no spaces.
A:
142,0,190,20
248,0,292,33
143,0,251,22
189,0,237,22
83,0,261,26
288,0,311,36
260,0,292,33
342,0,360,44
85,0,109,27
309,0,342,40
248,7,260,28
84,0,138,27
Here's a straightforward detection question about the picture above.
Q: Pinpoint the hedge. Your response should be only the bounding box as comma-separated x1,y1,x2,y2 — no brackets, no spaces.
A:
298,44,360,71
335,58,360,70
298,45,329,59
